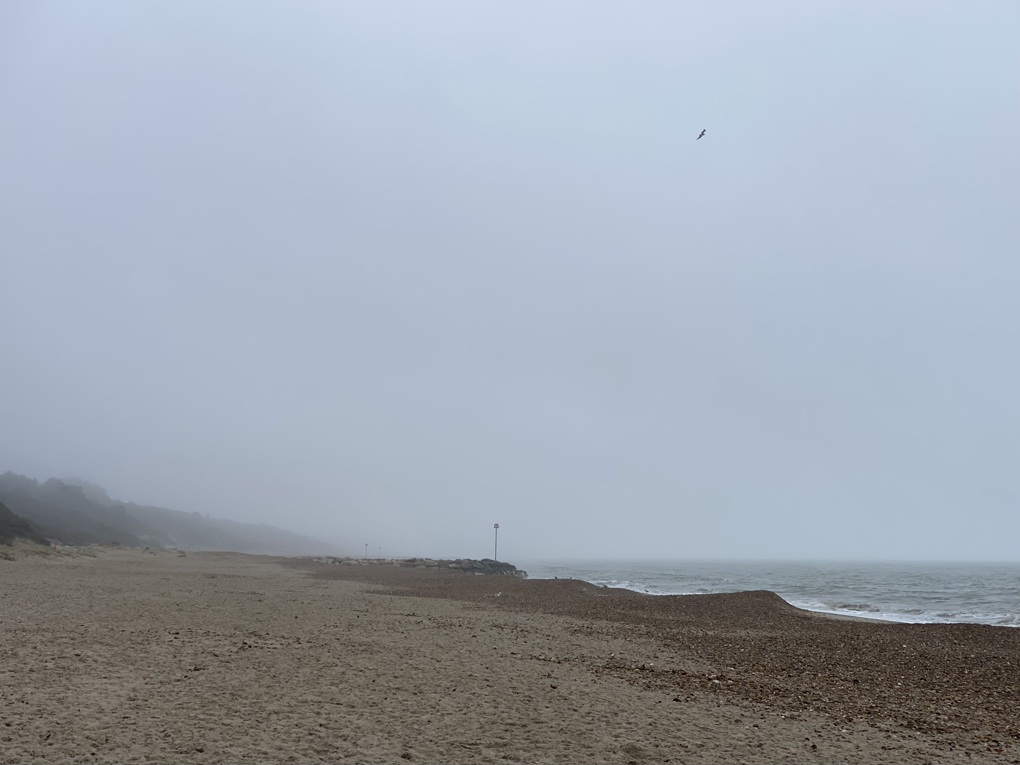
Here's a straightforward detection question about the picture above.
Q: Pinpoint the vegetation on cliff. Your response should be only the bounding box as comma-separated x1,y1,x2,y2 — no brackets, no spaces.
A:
0,472,338,556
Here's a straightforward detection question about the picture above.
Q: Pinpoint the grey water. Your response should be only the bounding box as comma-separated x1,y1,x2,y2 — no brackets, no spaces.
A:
519,559,1019,627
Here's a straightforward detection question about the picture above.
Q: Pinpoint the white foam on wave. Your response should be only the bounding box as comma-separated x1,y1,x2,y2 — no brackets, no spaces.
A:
768,599,1020,627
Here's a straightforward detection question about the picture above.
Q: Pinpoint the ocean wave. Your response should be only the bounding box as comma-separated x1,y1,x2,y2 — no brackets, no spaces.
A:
827,602,881,613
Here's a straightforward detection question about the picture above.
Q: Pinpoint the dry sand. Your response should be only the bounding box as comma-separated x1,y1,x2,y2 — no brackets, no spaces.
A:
1,548,1016,764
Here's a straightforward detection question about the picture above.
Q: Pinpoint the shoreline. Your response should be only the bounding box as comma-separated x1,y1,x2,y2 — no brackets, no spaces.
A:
515,560,1020,629
311,553,1014,628
2,548,1016,764
526,576,897,625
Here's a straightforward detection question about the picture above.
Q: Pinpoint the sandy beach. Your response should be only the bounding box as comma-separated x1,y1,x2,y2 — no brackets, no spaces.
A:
1,549,1016,764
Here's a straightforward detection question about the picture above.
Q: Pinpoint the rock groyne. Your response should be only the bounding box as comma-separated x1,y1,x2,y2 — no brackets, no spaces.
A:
310,556,527,578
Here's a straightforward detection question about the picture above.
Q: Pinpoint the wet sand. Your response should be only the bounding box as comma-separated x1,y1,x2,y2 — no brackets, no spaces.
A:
1,548,1016,764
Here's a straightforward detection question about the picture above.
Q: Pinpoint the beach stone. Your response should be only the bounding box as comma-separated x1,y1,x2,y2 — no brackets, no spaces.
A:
303,555,526,577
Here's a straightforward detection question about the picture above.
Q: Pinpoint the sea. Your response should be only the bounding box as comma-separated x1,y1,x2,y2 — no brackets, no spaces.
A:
519,559,1019,628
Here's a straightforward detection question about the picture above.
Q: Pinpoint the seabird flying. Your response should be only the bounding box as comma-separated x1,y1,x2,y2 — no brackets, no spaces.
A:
697,129,706,140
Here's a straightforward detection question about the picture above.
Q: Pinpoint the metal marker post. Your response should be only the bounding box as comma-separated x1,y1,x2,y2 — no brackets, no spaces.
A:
493,523,499,562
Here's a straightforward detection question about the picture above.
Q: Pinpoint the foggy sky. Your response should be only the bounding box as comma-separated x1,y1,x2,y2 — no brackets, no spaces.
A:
1,1,1017,562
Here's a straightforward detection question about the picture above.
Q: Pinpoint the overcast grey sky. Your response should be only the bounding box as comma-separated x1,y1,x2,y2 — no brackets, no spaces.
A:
1,1,1017,562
